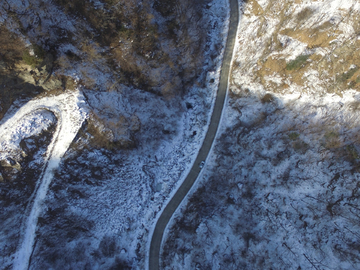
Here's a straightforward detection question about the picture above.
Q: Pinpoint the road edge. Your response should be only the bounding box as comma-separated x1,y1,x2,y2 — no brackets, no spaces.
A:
148,0,239,269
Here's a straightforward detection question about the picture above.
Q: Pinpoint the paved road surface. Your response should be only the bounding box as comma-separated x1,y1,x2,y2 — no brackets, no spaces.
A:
148,0,239,269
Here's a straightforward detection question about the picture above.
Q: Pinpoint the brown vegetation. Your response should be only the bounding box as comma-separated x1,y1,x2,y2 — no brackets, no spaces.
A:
53,0,209,95
76,110,140,151
0,26,25,69
0,27,44,120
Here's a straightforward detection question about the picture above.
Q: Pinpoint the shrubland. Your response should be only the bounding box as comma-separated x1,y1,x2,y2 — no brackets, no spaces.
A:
162,0,360,269
0,0,229,269
0,0,212,145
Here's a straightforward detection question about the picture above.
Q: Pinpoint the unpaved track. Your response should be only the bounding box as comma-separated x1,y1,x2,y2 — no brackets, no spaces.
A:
148,0,239,269
0,91,87,270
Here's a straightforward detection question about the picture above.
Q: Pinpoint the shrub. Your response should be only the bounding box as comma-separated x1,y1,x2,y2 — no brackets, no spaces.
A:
293,140,309,153
288,132,300,140
33,44,46,59
81,42,101,61
22,44,45,68
153,0,175,17
346,145,359,160
286,55,310,70
337,66,359,83
296,7,313,23
348,80,357,89
99,236,117,257
0,26,25,68
22,51,38,67
323,131,341,149
118,26,133,39
261,93,274,103
324,131,338,139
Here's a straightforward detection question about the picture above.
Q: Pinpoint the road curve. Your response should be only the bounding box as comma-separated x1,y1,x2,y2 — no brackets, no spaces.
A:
148,0,239,269
0,91,87,270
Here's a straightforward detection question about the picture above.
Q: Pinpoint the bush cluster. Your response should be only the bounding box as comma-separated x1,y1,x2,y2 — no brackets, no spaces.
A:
286,55,310,70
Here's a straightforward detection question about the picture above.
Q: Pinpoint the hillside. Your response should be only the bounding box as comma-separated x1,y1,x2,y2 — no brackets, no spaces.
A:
0,0,229,269
3,0,360,269
162,0,360,269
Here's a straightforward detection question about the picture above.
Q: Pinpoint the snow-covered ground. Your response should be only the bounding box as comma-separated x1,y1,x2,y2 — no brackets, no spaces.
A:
163,89,360,269
0,90,87,269
162,0,360,269
0,0,230,269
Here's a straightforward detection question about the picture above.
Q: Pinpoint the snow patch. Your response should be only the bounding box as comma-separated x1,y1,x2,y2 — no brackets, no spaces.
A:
0,90,88,270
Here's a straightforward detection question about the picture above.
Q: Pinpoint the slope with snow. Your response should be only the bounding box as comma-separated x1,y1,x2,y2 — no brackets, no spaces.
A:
162,0,360,269
0,91,87,270
0,0,230,269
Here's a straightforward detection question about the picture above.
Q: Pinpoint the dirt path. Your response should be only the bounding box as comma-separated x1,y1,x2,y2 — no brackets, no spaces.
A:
0,91,87,270
148,0,239,268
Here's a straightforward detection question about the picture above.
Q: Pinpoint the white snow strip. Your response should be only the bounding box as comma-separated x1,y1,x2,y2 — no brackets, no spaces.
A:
0,90,88,270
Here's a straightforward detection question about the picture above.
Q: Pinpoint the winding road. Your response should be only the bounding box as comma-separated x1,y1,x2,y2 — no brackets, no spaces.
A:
148,0,239,269
0,91,87,270
1,0,238,267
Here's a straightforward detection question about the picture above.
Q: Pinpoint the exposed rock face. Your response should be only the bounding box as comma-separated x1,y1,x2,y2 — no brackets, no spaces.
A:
11,64,63,92
0,158,22,182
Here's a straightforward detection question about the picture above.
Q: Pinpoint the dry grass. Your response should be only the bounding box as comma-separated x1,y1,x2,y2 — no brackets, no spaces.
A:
82,111,138,150
0,25,26,69
286,27,337,48
79,69,96,89
295,7,314,24
81,42,101,62
49,0,208,96
240,1,360,95
248,0,264,16
56,55,72,71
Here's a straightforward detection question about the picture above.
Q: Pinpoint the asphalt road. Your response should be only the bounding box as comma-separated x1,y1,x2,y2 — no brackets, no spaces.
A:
148,0,239,269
